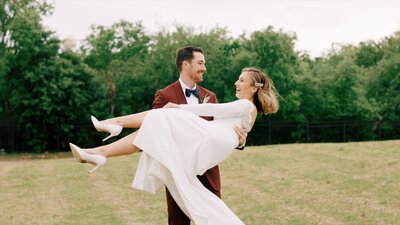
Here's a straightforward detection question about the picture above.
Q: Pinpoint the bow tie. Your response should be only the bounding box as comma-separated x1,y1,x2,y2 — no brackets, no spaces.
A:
185,88,199,98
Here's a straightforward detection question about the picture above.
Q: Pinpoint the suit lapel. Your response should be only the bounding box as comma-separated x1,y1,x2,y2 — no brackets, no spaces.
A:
172,81,188,104
198,87,204,104
198,86,213,104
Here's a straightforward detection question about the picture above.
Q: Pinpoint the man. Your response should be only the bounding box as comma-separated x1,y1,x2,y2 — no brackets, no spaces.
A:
152,46,247,225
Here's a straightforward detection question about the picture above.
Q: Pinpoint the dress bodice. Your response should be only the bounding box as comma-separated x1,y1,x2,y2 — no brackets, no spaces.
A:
179,99,255,131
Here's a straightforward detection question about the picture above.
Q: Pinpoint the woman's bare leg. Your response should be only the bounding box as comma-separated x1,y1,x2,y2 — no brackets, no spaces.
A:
100,111,150,128
85,131,140,157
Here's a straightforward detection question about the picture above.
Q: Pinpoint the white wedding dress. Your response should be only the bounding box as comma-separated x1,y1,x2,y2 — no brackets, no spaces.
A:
132,99,254,225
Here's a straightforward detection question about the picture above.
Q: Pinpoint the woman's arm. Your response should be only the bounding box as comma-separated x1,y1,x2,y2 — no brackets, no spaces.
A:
164,101,253,148
177,99,255,118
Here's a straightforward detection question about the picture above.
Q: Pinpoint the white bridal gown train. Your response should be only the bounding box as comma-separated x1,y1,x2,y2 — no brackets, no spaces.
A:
132,99,254,225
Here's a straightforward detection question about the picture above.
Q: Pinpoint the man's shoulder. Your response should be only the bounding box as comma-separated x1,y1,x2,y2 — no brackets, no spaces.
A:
198,85,216,97
157,81,180,93
153,81,181,108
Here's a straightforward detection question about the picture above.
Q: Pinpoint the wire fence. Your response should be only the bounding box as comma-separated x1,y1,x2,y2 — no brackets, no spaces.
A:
1,120,399,152
246,120,400,145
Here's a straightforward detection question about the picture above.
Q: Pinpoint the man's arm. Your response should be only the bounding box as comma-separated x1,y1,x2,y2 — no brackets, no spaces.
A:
152,90,167,109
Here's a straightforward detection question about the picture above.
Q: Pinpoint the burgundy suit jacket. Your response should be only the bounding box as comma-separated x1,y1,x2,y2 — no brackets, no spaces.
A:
152,80,221,191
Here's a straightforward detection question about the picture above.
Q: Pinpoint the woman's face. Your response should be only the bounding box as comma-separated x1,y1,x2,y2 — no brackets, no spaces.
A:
235,72,257,100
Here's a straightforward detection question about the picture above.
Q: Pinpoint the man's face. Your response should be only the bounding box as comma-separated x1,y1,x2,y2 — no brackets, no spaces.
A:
187,52,206,83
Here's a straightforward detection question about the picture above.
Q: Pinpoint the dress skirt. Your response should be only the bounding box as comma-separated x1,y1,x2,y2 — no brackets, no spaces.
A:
132,108,244,225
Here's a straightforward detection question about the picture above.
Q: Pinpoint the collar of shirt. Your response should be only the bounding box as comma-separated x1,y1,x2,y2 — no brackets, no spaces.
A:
179,79,199,105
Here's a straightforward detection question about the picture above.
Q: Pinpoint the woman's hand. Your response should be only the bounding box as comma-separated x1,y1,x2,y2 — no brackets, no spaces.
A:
163,102,179,109
234,126,248,150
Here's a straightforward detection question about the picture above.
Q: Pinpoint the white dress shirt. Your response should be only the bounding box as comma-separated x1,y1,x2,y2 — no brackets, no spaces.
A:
179,79,199,105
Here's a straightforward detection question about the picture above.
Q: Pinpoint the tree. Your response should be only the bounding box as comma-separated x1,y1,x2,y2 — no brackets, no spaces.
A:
237,27,303,121
11,50,104,151
0,0,105,152
366,32,400,121
81,20,150,116
0,0,57,151
299,44,375,121
355,41,384,68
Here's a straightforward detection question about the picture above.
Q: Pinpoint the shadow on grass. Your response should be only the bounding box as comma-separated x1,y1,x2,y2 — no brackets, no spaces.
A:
0,151,72,161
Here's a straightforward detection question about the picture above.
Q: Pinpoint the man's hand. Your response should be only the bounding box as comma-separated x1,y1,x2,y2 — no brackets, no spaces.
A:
234,126,248,149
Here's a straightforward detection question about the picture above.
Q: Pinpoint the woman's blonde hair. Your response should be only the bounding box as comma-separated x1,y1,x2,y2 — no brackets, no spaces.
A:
242,67,279,115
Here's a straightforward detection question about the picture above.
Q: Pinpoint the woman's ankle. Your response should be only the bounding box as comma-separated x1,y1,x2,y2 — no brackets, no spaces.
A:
102,118,123,127
85,148,105,157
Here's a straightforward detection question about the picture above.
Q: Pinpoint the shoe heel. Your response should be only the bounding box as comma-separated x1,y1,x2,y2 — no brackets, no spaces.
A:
89,165,101,174
102,134,114,142
91,115,122,142
69,143,107,173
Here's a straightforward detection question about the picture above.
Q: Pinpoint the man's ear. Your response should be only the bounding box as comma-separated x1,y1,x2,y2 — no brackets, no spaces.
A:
182,60,190,69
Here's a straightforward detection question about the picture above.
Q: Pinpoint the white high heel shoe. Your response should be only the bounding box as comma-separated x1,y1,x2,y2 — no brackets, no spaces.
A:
69,143,107,173
91,116,123,141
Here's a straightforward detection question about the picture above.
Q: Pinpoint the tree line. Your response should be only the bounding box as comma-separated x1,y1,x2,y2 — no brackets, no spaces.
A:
1,1,399,152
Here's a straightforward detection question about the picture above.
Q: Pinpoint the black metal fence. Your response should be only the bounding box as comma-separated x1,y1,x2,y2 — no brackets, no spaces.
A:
0,120,399,152
246,120,400,145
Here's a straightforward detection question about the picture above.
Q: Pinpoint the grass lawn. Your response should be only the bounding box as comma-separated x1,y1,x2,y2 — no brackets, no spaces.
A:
1,140,399,225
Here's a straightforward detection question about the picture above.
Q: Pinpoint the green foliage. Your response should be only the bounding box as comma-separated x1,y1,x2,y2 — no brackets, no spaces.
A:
10,50,104,152
81,20,150,116
0,1,399,152
355,41,384,68
238,27,303,121
366,32,400,121
1,0,104,152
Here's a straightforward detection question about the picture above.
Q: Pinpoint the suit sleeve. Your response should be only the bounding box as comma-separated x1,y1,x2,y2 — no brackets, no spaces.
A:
180,99,254,119
152,90,167,109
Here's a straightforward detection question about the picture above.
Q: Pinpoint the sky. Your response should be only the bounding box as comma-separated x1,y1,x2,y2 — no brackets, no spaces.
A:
42,0,400,58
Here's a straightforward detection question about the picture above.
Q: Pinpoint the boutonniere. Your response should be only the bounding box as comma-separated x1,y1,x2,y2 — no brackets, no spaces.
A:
200,94,210,104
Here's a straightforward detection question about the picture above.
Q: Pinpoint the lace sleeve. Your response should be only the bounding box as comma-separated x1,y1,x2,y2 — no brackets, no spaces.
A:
179,99,254,119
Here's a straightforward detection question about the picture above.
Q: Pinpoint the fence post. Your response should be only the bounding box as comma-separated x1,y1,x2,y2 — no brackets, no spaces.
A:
377,121,381,140
306,120,309,143
8,117,15,151
268,119,271,144
57,121,61,151
343,120,346,142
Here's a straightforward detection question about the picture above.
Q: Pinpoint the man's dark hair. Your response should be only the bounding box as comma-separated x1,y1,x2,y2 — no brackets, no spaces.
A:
176,46,204,72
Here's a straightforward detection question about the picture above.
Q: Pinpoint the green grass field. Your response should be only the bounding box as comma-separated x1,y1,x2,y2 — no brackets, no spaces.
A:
1,140,399,225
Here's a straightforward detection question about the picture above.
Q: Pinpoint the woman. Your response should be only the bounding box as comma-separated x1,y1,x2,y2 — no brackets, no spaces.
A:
70,67,279,225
